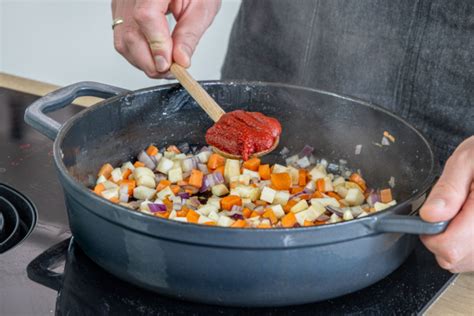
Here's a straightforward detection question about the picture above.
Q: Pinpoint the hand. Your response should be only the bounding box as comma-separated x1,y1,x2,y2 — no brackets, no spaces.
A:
111,0,221,78
420,136,474,273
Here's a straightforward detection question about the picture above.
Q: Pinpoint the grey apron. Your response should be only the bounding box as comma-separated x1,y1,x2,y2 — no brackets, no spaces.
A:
222,0,474,164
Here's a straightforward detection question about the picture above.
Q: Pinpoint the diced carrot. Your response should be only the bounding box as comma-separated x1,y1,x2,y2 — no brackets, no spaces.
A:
204,221,217,226
167,145,180,154
177,180,188,186
122,168,132,180
258,164,271,180
146,145,159,156
271,173,292,190
257,222,272,229
231,219,247,228
230,181,239,189
316,178,325,192
163,198,173,212
120,179,136,195
186,209,200,223
109,197,119,203
300,194,311,200
349,173,367,192
189,169,204,188
291,187,304,194
243,157,261,171
255,200,268,207
327,191,342,201
93,183,105,195
213,166,225,175
281,213,297,228
207,153,225,170
283,200,298,213
98,163,113,178
221,195,242,211
133,161,145,168
304,220,315,227
156,180,171,192
176,207,189,217
242,208,252,218
262,209,278,224
170,185,181,195
298,169,307,186
250,211,260,218
155,211,170,219
312,191,324,198
380,188,393,203
314,221,327,226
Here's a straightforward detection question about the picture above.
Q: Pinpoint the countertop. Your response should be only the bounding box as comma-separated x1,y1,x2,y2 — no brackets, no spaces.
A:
1,72,473,316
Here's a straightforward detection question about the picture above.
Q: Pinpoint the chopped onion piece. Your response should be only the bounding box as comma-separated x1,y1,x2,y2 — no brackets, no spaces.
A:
298,145,314,158
381,137,390,146
355,144,362,155
138,151,156,169
388,176,396,188
148,203,167,213
279,147,290,157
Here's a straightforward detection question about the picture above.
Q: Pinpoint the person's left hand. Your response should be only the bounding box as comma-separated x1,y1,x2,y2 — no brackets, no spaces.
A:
420,136,474,273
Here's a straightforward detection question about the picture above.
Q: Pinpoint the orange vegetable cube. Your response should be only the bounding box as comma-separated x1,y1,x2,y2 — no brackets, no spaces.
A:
258,164,271,180
122,168,132,180
298,169,307,186
283,200,298,213
207,153,225,170
98,163,113,178
213,166,225,175
291,187,304,195
327,192,342,201
303,220,315,226
281,213,297,228
250,211,260,218
257,222,272,229
231,219,247,228
204,221,217,226
170,185,181,195
316,178,325,192
133,161,145,168
312,191,324,198
262,209,278,224
120,179,136,195
221,195,242,211
243,157,261,171
380,188,393,203
349,173,367,192
188,169,204,188
186,210,200,223
156,180,171,192
109,197,120,203
93,183,105,195
146,145,159,156
271,173,292,190
242,208,252,218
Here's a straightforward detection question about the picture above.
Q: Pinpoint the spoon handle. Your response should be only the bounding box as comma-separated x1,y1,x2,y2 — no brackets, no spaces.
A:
170,63,225,122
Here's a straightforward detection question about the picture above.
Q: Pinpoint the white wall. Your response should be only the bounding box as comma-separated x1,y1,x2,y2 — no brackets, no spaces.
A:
0,0,241,90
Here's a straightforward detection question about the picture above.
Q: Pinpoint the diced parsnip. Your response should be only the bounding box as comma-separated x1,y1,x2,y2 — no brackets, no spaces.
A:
272,164,288,173
121,161,135,172
345,188,365,206
270,204,285,219
285,154,299,165
290,199,309,213
173,217,188,223
323,176,334,192
101,188,119,200
136,175,156,188
208,211,220,222
168,168,183,183
102,180,119,190
217,215,235,227
172,161,181,170
335,185,348,198
207,197,222,209
224,159,240,183
197,215,211,224
238,174,251,186
197,151,212,163
169,210,177,219
212,184,229,197
295,211,308,226
287,166,299,185
343,210,354,220
231,185,253,198
174,153,186,160
260,187,277,203
357,211,369,218
305,180,316,192
96,175,107,185
139,200,151,212
273,191,290,205
198,204,219,216
163,151,175,159
156,186,174,200
332,176,345,187
309,165,326,180
242,168,260,180
310,197,339,208
374,200,397,212
305,204,326,221
156,157,174,174
242,198,252,205
297,156,311,168
249,187,261,202
133,186,157,200
345,181,364,192
329,213,342,223
133,167,155,179
153,152,163,163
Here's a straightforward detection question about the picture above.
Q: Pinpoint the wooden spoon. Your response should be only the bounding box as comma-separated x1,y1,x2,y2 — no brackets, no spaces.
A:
169,63,279,159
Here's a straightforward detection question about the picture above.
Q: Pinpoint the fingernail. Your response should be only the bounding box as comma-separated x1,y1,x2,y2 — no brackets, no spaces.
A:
424,198,446,211
180,45,192,65
154,56,168,72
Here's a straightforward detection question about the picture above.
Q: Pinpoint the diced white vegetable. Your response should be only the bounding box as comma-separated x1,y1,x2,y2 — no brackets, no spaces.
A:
305,180,316,192
212,184,229,197
96,175,107,185
273,191,290,205
260,219,271,227
270,204,285,219
173,217,188,223
198,204,219,216
374,200,397,212
335,185,348,198
332,176,345,187
296,156,311,168
343,210,354,220
198,215,211,224
310,197,339,208
323,176,334,192
345,188,365,206
242,168,260,180
260,187,277,203
163,151,175,159
207,197,222,209
238,174,251,186
102,180,119,190
345,181,363,191
174,153,186,160
309,165,326,180
290,199,309,213
224,159,240,183
133,186,156,200
287,166,299,185
133,167,155,179
217,215,235,227
272,164,288,173
156,157,174,174
197,151,212,163
111,168,122,182
350,206,364,217
121,161,135,172
168,167,183,183
153,152,163,163
101,188,119,200
208,211,220,222
285,154,299,166
357,211,369,218
156,186,174,200
329,213,342,223
172,160,181,170
136,175,156,188
295,211,308,226
139,200,151,212
169,210,177,219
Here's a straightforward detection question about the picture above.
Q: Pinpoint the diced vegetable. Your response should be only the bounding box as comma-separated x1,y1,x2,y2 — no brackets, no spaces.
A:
221,195,242,211
260,186,277,203
133,186,156,200
258,164,271,180
345,188,365,206
243,157,261,171
207,153,225,170
212,184,229,197
281,212,297,228
379,188,393,203
271,173,292,190
224,159,240,183
290,200,309,213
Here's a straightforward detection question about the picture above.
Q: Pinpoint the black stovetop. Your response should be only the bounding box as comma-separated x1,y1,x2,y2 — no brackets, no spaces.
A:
0,87,455,315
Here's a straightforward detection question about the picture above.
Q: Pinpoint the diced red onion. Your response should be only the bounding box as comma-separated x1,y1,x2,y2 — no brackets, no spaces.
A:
148,203,167,213
231,205,243,213
366,192,379,206
198,163,209,175
326,205,344,217
138,150,156,169
178,143,190,154
155,173,167,182
298,145,314,158
316,214,330,221
178,192,190,200
119,193,129,203
214,172,225,184
231,214,244,220
186,196,201,209
182,185,199,195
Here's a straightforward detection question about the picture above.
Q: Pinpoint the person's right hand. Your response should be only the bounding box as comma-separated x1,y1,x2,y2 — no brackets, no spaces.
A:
112,0,221,78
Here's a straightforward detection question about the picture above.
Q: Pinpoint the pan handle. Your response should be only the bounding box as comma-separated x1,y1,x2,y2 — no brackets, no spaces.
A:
24,81,129,140
372,214,449,235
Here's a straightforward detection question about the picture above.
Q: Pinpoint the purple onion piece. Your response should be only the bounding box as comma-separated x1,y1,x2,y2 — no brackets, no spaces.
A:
213,171,225,184
325,205,344,217
231,214,244,220
148,203,167,213
366,192,379,206
316,214,330,221
298,145,314,158
198,163,209,175
138,150,156,169
177,143,190,154
182,157,197,172
231,205,243,213
155,173,167,182
178,192,190,200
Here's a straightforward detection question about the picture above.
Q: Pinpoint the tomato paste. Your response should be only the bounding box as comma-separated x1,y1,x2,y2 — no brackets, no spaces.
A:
205,110,282,160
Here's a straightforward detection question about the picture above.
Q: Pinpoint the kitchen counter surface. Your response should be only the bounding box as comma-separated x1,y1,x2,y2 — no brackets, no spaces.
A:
1,72,473,316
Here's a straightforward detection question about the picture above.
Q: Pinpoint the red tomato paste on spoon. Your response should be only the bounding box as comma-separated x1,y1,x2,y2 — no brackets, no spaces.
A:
205,110,282,160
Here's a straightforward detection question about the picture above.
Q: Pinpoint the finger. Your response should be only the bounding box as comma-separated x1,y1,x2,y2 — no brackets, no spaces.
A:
134,0,172,72
171,1,219,67
420,151,473,222
123,30,161,78
420,190,474,271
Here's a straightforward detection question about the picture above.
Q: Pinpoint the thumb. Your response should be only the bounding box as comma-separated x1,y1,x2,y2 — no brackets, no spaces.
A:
134,0,172,72
420,152,472,222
